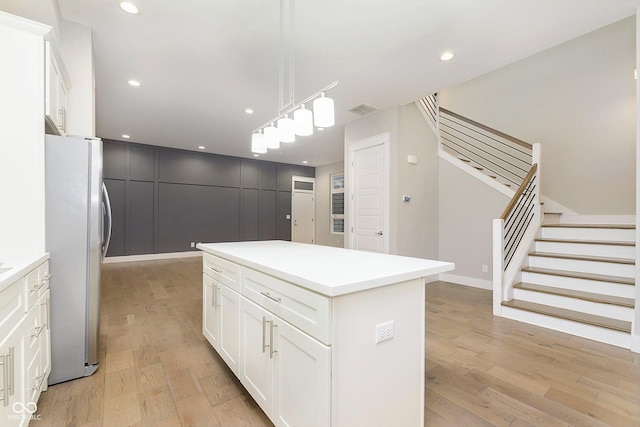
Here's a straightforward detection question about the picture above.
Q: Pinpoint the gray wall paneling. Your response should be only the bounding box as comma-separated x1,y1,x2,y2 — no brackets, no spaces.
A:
102,139,314,256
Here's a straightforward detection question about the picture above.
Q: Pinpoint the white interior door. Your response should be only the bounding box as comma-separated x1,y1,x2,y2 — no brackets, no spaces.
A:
349,134,389,253
291,177,315,244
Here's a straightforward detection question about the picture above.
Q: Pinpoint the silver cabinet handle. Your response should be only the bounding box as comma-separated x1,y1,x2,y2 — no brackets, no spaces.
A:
211,283,216,310
260,292,282,303
269,322,277,359
262,316,270,353
215,284,221,309
0,353,7,406
32,325,46,338
8,347,13,396
31,274,52,293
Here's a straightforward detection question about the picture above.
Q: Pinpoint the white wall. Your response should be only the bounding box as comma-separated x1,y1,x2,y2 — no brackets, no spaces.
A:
0,13,50,257
438,160,509,287
315,162,345,248
343,103,442,259
0,0,62,39
441,17,636,215
62,19,95,137
397,103,439,259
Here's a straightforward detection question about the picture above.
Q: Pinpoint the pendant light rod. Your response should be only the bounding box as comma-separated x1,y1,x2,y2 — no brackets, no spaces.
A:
278,0,295,112
252,80,339,133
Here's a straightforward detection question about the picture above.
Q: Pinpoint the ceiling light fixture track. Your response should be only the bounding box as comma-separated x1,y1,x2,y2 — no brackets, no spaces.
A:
251,0,338,153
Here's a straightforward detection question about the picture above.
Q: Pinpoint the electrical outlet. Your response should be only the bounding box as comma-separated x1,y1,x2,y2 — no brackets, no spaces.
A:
482,264,488,273
190,242,195,248
375,320,394,344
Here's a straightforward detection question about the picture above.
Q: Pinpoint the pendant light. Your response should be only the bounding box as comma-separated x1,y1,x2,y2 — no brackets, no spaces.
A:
294,104,313,136
313,92,335,127
251,130,267,153
277,114,295,143
264,122,280,149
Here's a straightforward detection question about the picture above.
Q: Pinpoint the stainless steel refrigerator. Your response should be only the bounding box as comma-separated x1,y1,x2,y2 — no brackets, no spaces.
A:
45,134,112,385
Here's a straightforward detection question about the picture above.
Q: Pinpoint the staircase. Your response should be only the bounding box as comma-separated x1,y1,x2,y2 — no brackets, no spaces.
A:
501,223,636,348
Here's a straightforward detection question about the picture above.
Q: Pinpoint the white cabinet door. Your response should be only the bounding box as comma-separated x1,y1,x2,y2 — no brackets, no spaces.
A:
217,284,240,376
273,320,330,427
239,298,274,418
0,329,25,426
202,274,219,349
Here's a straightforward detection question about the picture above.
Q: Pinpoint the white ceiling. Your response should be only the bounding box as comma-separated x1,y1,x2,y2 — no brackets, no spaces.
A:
57,0,637,167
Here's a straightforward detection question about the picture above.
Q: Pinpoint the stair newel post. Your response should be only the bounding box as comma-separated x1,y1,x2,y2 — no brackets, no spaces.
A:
493,218,505,316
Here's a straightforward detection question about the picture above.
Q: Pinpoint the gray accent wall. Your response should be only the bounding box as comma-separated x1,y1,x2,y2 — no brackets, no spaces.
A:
103,140,314,257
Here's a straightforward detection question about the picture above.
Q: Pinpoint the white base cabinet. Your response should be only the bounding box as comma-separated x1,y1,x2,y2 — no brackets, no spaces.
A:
0,257,51,427
199,241,456,427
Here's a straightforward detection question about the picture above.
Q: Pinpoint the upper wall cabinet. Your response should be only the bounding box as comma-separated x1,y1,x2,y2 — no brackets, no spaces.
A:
44,36,71,135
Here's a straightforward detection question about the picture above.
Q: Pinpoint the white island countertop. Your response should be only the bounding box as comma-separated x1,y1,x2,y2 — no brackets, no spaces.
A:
197,240,454,297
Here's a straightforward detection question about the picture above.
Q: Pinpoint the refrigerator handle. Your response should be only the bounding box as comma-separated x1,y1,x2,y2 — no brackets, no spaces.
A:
102,183,113,258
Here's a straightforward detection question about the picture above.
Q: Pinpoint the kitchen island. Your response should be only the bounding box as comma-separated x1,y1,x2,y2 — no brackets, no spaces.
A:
197,240,454,427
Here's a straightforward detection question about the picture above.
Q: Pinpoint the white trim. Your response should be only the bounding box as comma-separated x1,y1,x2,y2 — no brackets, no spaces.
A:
438,273,492,290
103,251,202,264
0,10,51,35
439,150,514,198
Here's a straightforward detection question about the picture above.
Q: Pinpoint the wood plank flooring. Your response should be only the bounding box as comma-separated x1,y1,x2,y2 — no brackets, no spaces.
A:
34,257,639,426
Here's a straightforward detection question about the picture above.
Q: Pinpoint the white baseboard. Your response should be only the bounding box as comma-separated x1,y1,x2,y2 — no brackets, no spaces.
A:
438,273,492,290
631,334,640,354
103,251,202,264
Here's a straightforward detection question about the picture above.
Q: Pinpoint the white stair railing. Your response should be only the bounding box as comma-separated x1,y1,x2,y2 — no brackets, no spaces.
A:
416,93,542,314
493,163,541,315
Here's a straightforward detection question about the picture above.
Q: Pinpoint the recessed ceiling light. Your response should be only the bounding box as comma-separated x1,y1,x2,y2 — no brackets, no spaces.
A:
317,127,324,131
440,51,455,61
245,108,254,114
198,146,205,150
128,80,141,87
122,134,130,139
253,154,259,157
302,161,308,164
119,2,139,14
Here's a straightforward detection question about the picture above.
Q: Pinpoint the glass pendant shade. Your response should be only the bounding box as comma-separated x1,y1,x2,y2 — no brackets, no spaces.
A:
277,114,295,143
313,92,334,127
251,131,267,153
264,123,280,149
294,104,313,136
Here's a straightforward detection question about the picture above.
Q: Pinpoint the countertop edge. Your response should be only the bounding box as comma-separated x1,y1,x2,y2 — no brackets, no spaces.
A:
0,253,50,293
197,243,455,297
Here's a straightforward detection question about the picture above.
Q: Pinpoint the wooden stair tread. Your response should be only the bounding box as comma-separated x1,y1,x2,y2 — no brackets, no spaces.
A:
536,238,635,247
542,223,635,230
501,300,632,333
513,282,635,308
521,267,635,285
528,251,635,265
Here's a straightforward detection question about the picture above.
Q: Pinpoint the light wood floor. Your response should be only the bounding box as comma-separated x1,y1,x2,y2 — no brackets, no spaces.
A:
34,257,639,426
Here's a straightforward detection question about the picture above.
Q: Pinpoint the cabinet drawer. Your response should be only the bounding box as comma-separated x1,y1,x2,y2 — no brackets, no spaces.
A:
0,277,25,336
242,268,331,345
203,253,241,292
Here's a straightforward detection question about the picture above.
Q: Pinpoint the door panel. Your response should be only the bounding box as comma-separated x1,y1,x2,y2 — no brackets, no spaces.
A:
218,285,240,376
273,320,330,427
239,298,273,417
291,177,315,244
350,140,388,253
